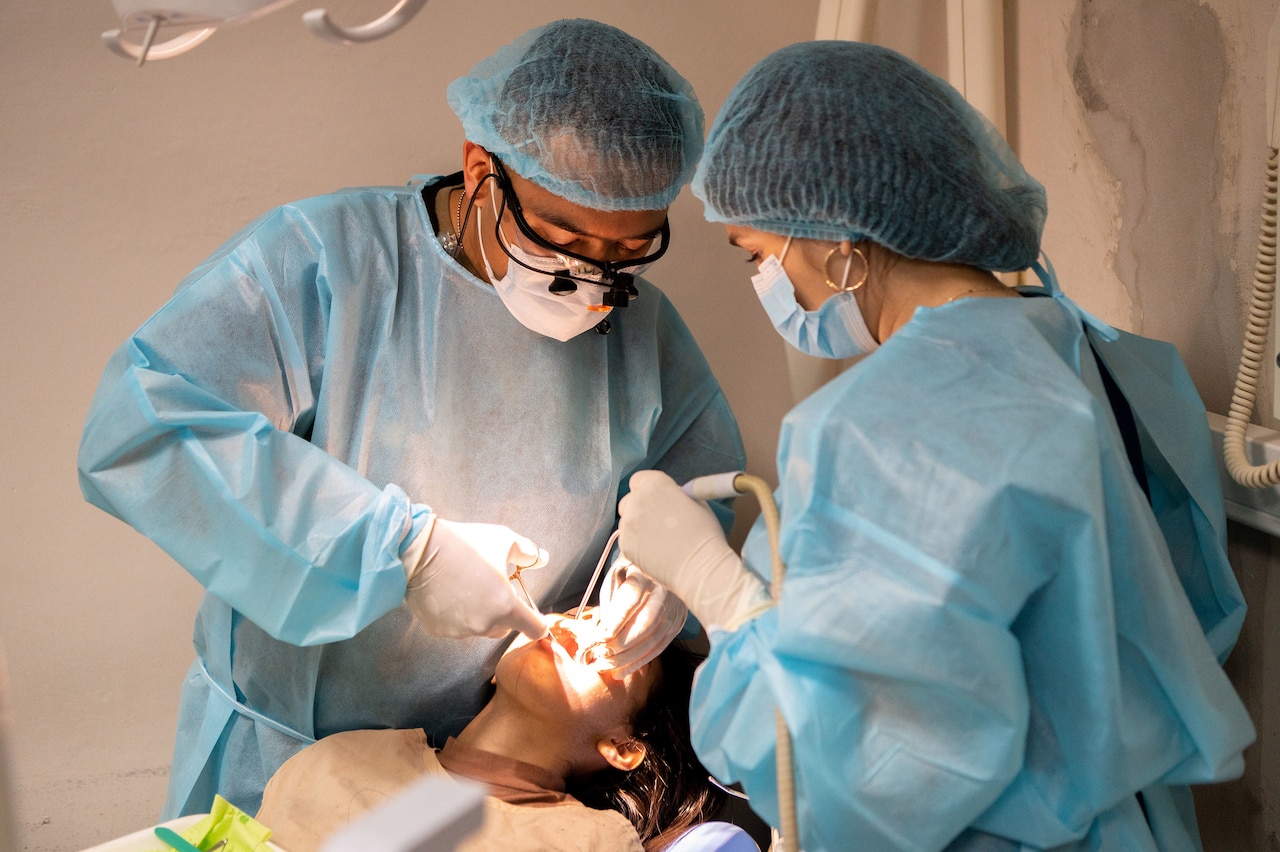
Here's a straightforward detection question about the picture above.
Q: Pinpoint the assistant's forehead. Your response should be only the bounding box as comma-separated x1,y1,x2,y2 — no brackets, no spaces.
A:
726,224,789,251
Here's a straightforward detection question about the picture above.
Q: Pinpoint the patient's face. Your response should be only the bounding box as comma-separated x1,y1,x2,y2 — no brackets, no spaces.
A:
497,608,660,733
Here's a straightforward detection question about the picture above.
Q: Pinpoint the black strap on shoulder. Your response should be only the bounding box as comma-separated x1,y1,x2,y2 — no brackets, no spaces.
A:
1089,339,1154,829
1089,340,1151,505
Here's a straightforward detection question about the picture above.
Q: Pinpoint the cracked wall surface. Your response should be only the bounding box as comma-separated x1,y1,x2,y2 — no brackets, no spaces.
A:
1070,0,1237,415
1021,2,1278,848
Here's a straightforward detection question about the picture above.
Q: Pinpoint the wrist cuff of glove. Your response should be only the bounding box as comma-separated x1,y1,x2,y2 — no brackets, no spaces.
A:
696,577,774,634
401,512,438,583
719,594,775,632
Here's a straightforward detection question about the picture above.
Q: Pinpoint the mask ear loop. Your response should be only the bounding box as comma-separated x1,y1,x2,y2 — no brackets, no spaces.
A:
825,244,868,292
481,156,526,268
779,235,793,263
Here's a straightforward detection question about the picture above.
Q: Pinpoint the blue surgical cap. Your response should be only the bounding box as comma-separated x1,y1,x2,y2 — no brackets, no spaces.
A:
447,19,704,212
693,41,1046,272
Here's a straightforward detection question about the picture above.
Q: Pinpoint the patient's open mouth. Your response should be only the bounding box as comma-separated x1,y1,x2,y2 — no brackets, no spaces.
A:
548,620,580,658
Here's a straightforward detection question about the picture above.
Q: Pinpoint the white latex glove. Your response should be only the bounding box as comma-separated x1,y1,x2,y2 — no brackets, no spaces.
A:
618,470,773,632
586,556,689,677
403,517,550,641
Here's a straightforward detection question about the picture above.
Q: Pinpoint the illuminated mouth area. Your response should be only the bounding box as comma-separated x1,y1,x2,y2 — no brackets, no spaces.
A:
546,614,612,670
548,621,581,658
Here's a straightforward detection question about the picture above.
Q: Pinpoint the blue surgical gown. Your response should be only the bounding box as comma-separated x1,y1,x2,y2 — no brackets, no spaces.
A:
690,280,1254,852
76,177,745,818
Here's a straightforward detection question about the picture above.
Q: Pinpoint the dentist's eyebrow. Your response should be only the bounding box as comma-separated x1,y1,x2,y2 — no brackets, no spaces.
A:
532,206,663,242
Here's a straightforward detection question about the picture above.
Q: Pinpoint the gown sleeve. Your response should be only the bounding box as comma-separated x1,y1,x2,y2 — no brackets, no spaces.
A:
77,200,420,646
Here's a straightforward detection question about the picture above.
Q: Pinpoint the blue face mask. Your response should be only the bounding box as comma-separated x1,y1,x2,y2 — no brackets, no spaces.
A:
751,238,880,359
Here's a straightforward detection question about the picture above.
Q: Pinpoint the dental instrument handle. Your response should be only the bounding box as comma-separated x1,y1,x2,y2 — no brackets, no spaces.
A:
153,826,202,852
575,529,621,618
680,470,746,501
511,571,548,639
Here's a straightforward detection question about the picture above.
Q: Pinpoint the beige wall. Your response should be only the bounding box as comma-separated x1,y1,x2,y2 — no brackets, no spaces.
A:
0,0,1275,849
1016,2,1279,847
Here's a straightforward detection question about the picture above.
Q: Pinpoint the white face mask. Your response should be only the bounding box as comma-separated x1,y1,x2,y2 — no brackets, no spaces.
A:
477,195,612,342
751,237,879,359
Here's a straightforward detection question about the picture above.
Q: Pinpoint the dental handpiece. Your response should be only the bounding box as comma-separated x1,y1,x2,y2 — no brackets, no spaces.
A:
680,470,746,501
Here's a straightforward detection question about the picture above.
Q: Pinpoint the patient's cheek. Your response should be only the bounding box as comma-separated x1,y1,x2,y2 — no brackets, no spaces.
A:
502,614,639,717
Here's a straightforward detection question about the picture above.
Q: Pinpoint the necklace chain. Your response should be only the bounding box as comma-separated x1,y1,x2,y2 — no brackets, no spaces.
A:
440,187,466,257
944,285,1005,304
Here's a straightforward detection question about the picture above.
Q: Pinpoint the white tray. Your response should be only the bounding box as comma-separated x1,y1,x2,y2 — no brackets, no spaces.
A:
82,814,286,851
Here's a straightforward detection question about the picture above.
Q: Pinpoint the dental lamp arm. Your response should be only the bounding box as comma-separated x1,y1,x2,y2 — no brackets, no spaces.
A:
303,0,428,44
101,22,216,63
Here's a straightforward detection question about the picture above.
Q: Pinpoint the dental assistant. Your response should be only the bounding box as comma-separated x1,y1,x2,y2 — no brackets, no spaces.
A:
618,41,1254,852
77,18,744,819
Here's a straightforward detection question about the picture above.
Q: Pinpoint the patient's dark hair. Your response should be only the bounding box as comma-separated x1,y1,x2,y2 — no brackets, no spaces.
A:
565,642,726,851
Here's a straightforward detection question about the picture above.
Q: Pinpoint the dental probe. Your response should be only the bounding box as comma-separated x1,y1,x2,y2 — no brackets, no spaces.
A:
510,549,550,639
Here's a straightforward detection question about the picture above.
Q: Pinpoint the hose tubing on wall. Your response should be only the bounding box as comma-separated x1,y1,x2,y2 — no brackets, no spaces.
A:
1225,148,1280,487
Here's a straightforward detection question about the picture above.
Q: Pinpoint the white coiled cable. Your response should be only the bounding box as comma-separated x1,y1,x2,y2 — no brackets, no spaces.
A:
1224,148,1280,487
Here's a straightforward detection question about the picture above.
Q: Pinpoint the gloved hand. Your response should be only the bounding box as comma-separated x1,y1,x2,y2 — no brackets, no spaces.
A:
617,470,773,632
403,517,550,641
586,556,689,677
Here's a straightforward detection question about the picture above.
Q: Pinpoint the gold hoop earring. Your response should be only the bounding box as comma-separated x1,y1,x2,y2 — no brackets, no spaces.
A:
825,245,868,293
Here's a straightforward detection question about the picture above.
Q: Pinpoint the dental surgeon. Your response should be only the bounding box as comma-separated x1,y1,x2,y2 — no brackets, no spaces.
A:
77,18,744,820
618,41,1254,851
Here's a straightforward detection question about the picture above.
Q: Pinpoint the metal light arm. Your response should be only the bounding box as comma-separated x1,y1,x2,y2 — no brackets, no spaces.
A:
303,0,428,44
101,20,217,64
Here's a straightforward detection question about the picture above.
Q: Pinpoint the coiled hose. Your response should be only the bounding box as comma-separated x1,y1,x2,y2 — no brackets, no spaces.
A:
1225,148,1280,487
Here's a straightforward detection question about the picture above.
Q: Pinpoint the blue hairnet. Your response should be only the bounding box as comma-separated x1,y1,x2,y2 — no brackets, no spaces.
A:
693,41,1047,271
447,19,704,212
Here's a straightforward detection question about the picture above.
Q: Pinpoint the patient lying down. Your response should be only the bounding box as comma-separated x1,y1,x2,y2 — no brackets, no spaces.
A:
255,610,734,851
